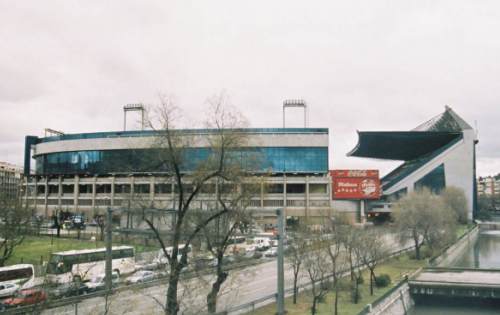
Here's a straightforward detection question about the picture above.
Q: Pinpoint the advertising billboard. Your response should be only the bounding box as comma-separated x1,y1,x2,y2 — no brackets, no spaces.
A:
330,170,381,200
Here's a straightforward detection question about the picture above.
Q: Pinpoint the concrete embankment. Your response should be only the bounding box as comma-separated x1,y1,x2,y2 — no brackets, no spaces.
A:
360,226,479,315
362,282,413,315
431,225,479,267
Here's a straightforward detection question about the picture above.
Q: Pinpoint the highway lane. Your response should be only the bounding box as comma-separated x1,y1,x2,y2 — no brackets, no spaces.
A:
45,232,408,315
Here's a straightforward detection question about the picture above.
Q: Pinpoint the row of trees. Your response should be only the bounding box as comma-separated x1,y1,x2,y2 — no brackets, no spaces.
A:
287,217,389,315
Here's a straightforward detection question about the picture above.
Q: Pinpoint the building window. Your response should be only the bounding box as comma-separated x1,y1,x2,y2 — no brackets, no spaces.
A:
62,185,74,194
265,184,284,194
37,185,46,195
200,184,215,194
48,185,59,195
115,184,131,194
154,183,172,194
174,184,193,194
96,184,112,194
309,184,327,194
134,184,150,194
79,184,93,194
286,184,305,194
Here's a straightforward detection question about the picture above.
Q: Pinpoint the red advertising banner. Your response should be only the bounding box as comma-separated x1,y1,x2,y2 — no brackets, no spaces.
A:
330,170,381,200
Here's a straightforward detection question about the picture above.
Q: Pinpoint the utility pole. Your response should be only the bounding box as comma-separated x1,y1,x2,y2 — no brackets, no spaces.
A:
276,208,285,315
105,206,113,292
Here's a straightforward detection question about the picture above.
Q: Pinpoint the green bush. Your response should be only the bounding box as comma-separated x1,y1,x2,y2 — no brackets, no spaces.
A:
375,274,391,287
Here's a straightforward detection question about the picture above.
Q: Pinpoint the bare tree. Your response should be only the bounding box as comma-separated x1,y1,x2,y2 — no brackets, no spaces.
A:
303,233,331,315
322,216,347,315
0,194,30,266
136,94,253,315
286,223,309,305
202,178,258,313
353,229,387,296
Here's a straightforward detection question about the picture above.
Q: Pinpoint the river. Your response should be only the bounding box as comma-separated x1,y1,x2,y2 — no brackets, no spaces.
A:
410,229,500,314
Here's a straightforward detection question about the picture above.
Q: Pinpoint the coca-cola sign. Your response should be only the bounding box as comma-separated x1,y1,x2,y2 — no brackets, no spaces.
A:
330,170,381,200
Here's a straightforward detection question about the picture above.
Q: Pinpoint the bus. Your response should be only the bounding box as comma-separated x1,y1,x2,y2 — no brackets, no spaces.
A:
0,264,35,289
46,246,135,284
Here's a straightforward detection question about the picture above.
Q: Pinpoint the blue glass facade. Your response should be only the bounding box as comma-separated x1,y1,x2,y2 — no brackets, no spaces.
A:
414,164,446,193
35,147,328,175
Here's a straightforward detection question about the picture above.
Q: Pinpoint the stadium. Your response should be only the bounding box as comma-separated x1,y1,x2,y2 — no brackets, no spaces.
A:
22,106,478,227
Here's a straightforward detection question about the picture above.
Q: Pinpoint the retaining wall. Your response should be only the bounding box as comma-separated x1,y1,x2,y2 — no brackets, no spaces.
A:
431,225,479,267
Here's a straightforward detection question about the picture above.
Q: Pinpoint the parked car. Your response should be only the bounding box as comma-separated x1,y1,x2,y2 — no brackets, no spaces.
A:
85,272,120,292
125,270,156,284
0,283,19,299
0,289,47,310
50,282,89,298
264,248,278,257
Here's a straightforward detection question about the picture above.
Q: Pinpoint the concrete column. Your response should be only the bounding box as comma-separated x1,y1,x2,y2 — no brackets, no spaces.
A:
92,177,97,209
150,176,155,202
305,176,309,218
74,175,79,212
111,176,115,207
283,175,287,210
44,177,48,217
360,200,366,224
58,176,62,208
33,177,38,210
260,179,264,208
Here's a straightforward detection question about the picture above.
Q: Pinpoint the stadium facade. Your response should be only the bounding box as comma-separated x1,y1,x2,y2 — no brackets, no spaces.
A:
22,106,478,225
23,128,337,226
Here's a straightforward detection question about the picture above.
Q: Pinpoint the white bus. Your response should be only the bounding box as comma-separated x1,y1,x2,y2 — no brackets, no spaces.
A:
46,246,135,284
0,264,35,289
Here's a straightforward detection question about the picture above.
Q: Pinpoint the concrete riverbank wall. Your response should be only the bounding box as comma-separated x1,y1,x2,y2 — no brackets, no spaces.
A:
432,225,479,267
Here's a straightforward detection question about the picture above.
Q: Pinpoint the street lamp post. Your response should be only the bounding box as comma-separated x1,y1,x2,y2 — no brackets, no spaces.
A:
276,208,285,315
105,206,113,292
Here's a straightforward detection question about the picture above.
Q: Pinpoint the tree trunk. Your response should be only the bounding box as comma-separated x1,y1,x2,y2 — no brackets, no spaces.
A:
166,269,180,315
334,281,339,315
414,237,421,260
369,269,374,296
293,271,299,304
207,264,228,313
311,297,317,315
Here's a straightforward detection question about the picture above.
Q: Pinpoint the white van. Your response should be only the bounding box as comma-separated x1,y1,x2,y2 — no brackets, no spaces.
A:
253,237,271,251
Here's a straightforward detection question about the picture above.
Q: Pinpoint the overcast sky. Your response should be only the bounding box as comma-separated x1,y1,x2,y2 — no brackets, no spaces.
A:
1,1,499,176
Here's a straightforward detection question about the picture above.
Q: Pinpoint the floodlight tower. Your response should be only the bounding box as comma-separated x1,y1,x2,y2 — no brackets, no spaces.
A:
123,104,146,131
283,99,308,128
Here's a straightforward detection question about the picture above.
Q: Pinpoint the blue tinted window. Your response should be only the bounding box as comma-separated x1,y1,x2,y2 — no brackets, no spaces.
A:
35,147,328,175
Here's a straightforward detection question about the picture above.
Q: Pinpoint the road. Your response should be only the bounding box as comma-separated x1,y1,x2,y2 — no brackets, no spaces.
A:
45,232,408,315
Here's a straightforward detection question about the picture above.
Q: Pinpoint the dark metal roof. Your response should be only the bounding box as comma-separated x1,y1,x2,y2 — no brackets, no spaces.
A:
347,131,462,161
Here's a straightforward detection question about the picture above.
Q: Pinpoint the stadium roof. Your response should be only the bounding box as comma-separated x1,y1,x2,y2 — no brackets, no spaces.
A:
347,106,468,161
347,131,462,161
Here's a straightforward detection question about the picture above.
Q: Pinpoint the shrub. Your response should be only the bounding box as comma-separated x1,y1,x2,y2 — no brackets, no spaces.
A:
375,274,391,287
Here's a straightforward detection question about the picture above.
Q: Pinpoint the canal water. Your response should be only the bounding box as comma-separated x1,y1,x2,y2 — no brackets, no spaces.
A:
410,229,500,314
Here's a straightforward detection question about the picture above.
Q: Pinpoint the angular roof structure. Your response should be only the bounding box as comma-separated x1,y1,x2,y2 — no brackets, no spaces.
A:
347,106,471,191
